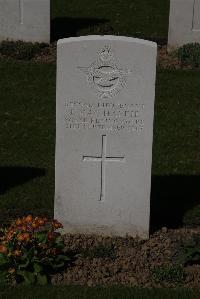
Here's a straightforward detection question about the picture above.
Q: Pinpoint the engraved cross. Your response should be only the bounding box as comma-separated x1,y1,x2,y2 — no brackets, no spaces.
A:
192,0,200,31
19,0,24,24
83,135,125,201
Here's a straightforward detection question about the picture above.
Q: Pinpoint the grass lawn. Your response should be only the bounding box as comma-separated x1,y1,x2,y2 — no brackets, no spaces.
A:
0,61,55,220
152,69,200,229
0,60,200,228
0,285,200,299
51,0,170,41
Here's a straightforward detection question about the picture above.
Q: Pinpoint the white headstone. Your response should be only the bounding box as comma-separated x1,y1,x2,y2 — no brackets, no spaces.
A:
168,0,200,50
0,0,50,43
55,36,157,239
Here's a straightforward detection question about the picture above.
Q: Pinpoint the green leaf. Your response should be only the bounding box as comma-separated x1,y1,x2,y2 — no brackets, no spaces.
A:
56,254,70,261
27,247,35,259
63,256,71,261
35,232,47,243
18,257,29,269
37,273,47,285
0,271,8,286
20,252,28,260
33,263,42,274
0,253,8,265
52,261,65,269
55,236,63,244
7,242,15,251
17,270,35,284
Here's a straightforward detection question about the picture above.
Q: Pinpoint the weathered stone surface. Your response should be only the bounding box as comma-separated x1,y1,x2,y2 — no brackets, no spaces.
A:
168,0,200,51
55,36,157,238
0,0,50,43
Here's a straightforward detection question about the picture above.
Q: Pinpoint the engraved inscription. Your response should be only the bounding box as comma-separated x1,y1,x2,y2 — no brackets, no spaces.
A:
78,46,132,99
83,135,125,201
192,0,200,31
64,100,145,132
19,0,24,24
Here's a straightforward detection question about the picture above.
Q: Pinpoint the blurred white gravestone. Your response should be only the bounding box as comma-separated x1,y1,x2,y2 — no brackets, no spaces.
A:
168,0,200,51
0,0,50,43
55,36,157,239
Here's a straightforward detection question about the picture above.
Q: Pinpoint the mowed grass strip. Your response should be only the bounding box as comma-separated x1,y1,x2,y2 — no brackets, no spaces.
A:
153,69,200,175
51,0,170,40
0,286,200,299
0,61,200,225
0,61,55,216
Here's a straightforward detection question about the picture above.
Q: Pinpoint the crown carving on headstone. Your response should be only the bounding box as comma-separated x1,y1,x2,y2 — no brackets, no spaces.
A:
78,45,132,99
98,45,114,62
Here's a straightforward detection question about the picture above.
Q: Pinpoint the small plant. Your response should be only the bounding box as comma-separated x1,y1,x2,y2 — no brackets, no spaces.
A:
0,216,70,285
152,265,185,284
176,43,200,67
0,40,49,60
177,235,200,266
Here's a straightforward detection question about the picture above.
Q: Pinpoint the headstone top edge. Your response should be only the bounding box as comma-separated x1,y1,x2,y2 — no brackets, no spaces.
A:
57,35,157,48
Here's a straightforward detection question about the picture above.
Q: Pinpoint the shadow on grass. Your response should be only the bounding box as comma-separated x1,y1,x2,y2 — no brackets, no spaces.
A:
144,37,167,46
0,166,46,195
51,17,109,41
0,170,199,231
150,175,200,233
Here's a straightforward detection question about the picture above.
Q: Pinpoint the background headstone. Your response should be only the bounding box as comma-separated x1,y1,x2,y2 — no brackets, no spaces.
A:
168,0,200,51
0,0,50,43
55,36,157,239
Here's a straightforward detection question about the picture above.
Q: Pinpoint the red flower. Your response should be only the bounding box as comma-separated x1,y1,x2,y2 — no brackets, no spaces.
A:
52,220,63,229
13,249,21,257
0,244,7,254
17,233,30,242
47,232,54,241
31,221,38,229
16,218,22,226
25,215,33,224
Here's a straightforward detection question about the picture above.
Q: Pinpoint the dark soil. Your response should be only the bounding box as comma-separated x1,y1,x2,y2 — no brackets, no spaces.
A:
33,42,57,64
157,46,181,69
0,42,198,70
34,44,195,70
51,227,200,288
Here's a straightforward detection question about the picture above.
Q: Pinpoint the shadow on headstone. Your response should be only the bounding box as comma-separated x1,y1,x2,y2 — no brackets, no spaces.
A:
51,17,110,41
150,175,200,232
0,166,46,195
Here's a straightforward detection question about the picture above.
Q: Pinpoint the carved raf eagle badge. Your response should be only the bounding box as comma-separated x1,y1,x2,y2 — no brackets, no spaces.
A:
78,46,132,99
